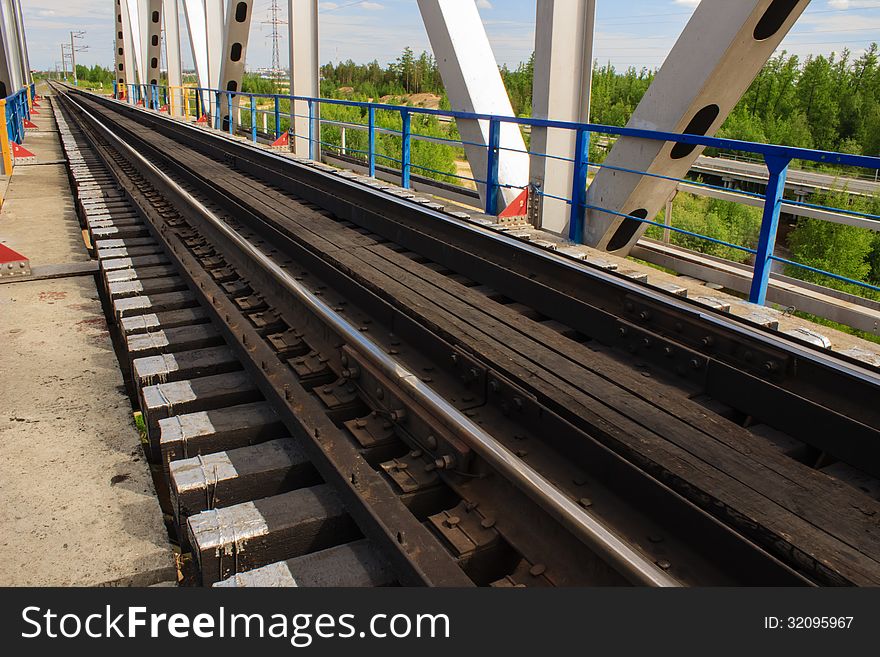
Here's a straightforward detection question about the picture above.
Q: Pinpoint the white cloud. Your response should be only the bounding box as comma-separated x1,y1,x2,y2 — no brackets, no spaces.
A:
828,1,880,8
319,2,339,9
673,0,700,6
359,2,384,10
476,0,494,9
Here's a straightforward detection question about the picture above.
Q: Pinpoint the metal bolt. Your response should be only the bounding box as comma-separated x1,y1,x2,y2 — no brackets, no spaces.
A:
578,497,593,508
445,516,461,528
618,326,628,337
656,560,672,570
375,387,384,400
529,564,546,577
689,358,702,370
481,517,496,529
425,435,438,450
488,380,500,394
639,310,651,322
701,336,714,348
764,360,778,373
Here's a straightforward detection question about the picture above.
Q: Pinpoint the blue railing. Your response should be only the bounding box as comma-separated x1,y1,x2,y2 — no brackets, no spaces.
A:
118,82,880,308
3,86,31,145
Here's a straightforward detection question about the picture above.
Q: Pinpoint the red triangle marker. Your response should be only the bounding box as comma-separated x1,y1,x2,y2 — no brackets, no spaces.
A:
498,186,529,219
196,114,209,124
11,142,36,160
271,131,290,147
23,119,38,129
0,243,30,277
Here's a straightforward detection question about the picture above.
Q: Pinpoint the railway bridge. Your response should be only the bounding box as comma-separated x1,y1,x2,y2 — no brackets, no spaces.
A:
1,0,879,589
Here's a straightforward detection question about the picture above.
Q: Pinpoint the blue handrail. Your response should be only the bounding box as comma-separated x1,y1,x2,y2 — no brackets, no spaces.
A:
118,82,880,309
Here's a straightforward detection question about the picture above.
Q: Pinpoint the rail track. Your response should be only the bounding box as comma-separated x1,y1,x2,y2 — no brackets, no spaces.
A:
51,82,880,587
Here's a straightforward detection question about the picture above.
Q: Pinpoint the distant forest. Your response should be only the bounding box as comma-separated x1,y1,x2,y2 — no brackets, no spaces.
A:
319,44,880,158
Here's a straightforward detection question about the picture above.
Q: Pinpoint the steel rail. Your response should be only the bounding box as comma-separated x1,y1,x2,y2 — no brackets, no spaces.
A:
64,92,679,588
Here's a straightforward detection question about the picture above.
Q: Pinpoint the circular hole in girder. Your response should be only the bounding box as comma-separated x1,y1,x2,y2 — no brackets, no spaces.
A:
754,0,800,41
607,209,648,252
670,104,719,160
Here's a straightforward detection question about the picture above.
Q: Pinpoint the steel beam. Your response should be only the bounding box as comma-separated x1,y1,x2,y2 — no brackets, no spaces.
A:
182,0,209,91
288,0,319,157
416,0,528,210
113,0,129,94
582,0,811,255
11,0,28,87
119,0,138,90
205,0,224,90
530,0,595,235
145,0,163,93
0,0,25,96
124,0,145,86
163,0,183,113
219,0,254,130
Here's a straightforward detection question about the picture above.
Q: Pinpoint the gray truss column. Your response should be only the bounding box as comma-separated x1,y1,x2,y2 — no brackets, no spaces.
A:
288,0,319,157
114,0,129,94
0,0,25,96
125,0,145,86
163,0,183,113
416,0,528,208
12,0,29,86
205,0,224,90
219,0,254,130
145,0,163,92
529,0,595,234
583,0,811,255
182,0,209,92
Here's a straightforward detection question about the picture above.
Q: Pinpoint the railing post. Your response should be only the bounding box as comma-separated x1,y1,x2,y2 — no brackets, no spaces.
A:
250,96,257,143
749,155,790,305
485,118,501,215
308,99,316,160
401,110,411,188
568,127,590,242
368,105,376,178
15,92,23,142
0,99,12,175
215,91,221,130
113,80,118,100
274,96,280,139
228,93,234,135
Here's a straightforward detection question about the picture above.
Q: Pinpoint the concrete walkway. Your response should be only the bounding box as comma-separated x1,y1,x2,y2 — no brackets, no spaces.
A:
0,86,175,586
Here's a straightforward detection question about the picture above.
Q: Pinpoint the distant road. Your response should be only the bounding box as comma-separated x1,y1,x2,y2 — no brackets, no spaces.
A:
692,155,880,197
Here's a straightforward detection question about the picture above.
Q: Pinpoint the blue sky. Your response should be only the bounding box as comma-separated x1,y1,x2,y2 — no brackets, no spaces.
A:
21,0,880,73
